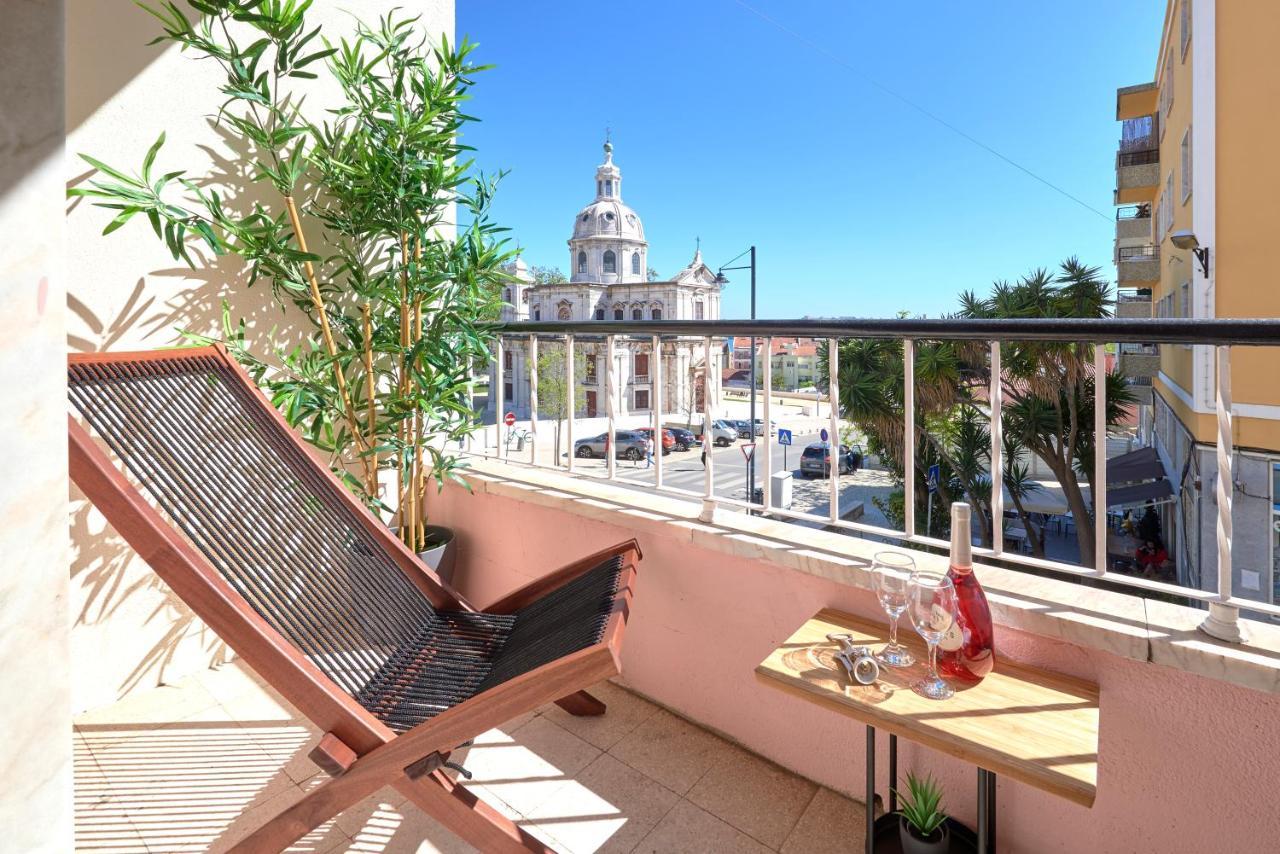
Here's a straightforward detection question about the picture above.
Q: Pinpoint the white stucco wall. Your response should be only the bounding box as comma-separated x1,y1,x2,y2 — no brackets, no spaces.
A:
1,2,73,848
65,0,455,713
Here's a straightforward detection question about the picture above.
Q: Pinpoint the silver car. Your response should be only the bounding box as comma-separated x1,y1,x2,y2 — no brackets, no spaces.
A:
574,430,648,460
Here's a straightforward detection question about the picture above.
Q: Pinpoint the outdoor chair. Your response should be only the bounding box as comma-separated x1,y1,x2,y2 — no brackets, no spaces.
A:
67,346,640,853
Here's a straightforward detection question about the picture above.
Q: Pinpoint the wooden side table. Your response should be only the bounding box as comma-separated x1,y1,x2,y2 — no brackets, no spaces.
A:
756,609,1099,853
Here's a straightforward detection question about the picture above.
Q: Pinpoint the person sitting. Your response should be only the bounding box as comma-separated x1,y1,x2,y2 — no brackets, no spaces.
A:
1134,539,1169,579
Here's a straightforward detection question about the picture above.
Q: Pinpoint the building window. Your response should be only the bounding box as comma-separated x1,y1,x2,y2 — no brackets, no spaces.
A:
634,389,650,410
1179,282,1190,318
603,250,616,273
1158,46,1174,138
694,301,705,320
504,288,511,302
533,307,541,321
557,305,572,321
503,351,513,370
634,353,649,380
604,179,613,197
614,308,624,320
632,308,642,320
631,252,641,274
1181,126,1192,202
596,180,602,196
1271,461,1280,604
1180,0,1192,59
577,251,587,274
651,308,662,320
585,356,598,384
595,308,605,320
1158,172,1174,236
503,382,513,401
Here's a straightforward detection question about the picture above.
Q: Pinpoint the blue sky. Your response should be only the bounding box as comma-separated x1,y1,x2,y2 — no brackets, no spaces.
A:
457,1,1165,319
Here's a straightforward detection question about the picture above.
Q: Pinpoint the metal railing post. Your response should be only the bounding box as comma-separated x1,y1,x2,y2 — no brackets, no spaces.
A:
652,335,663,490
990,341,1004,555
495,336,505,460
828,338,840,525
761,337,773,510
1094,343,1107,575
528,334,538,465
702,335,715,517
1200,345,1247,641
566,335,575,473
903,338,916,537
606,334,617,480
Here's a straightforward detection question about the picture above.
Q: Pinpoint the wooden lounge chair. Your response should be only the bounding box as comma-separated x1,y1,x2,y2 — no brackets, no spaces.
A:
66,346,640,852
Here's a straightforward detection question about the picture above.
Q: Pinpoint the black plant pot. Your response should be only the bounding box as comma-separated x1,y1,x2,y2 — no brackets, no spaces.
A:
899,815,949,854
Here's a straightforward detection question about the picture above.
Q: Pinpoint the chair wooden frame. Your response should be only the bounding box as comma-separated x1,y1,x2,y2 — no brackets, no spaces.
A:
68,345,641,852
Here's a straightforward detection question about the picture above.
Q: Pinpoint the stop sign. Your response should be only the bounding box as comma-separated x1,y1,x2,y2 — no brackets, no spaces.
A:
504,412,516,427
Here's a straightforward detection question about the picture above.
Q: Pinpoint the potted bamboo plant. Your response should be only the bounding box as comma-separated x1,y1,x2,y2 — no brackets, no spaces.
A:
70,2,514,580
894,772,950,854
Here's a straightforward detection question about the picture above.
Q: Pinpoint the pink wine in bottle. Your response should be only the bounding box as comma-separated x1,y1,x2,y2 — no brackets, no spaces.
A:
937,502,995,684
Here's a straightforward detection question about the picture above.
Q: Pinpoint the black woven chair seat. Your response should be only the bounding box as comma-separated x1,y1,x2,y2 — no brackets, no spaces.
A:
355,556,623,733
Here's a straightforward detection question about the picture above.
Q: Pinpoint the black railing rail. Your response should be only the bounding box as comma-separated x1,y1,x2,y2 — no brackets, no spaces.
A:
497,317,1280,347
1117,148,1159,167
1116,287,1153,301
1117,245,1159,261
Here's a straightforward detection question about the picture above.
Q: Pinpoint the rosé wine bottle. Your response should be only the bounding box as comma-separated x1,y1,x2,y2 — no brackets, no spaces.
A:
936,502,995,684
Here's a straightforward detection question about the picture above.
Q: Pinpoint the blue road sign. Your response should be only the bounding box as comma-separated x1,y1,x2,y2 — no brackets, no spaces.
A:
927,464,941,494
819,428,829,442
777,428,793,446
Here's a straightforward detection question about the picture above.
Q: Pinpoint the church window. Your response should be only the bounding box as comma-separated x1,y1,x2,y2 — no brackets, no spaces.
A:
603,250,616,273
533,307,541,320
694,301,705,320
634,389,650,410
613,308,624,320
631,253,641,274
632,308,643,320
577,251,587,274
585,357,598,384
504,288,511,302
596,180,602,196
558,305,572,321
503,351,513,370
651,308,662,320
604,180,613,197
595,308,605,320
634,353,649,379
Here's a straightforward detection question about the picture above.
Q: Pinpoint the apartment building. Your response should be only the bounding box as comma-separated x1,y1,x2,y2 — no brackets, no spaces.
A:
729,337,821,391
1114,0,1280,610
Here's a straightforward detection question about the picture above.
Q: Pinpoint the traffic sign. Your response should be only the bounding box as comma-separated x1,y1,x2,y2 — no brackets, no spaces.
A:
819,428,829,442
777,428,793,446
927,464,941,494
741,443,756,462
504,411,516,427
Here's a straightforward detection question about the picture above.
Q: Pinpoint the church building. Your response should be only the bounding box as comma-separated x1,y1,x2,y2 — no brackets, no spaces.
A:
491,140,723,422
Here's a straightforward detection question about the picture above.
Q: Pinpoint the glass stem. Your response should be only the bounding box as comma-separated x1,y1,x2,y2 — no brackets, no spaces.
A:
929,642,939,679
888,614,899,648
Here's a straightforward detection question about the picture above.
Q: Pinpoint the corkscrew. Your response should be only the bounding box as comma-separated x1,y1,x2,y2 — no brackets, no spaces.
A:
825,632,880,685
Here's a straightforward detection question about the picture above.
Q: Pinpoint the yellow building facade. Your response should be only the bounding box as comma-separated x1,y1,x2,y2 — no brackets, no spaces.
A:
1115,0,1280,609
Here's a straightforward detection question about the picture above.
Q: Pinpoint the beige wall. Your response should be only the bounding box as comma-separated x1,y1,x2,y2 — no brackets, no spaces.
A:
65,0,455,712
1,2,73,848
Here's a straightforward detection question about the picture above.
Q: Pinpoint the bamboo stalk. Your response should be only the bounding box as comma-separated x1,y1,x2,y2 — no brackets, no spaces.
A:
412,293,425,551
398,232,413,549
361,303,377,497
283,195,372,488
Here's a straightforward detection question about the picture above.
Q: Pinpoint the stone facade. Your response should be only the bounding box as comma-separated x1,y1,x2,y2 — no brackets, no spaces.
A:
490,142,722,421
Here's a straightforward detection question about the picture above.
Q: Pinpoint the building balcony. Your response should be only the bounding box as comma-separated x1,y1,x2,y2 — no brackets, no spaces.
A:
1115,204,1152,242
1115,148,1159,204
1116,245,1160,285
1119,342,1160,378
1115,287,1153,319
1116,82,1158,122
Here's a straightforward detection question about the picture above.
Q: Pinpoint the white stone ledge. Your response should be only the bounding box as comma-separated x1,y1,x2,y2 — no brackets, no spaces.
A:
458,459,1280,696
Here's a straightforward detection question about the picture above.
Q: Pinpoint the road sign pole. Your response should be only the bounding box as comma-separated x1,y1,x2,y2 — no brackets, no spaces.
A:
927,493,933,538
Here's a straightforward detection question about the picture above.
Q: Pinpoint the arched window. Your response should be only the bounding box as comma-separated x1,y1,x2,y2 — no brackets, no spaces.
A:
577,251,587,274
613,307,624,320
603,250,616,273
651,308,662,320
632,308,643,320
594,308,605,320
604,180,613,197
558,305,572,321
631,252,641,275
504,288,512,302
532,307,541,321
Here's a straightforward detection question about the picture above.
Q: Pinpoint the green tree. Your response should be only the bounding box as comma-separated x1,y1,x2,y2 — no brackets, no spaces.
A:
537,341,587,460
647,266,661,282
532,265,567,284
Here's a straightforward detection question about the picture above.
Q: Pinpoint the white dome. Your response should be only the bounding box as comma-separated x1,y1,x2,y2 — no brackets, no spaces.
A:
572,199,645,241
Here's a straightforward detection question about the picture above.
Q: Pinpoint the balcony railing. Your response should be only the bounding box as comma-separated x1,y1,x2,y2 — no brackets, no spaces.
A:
1116,204,1152,221
479,317,1280,642
1117,149,1159,167
1117,287,1153,302
1118,245,1159,262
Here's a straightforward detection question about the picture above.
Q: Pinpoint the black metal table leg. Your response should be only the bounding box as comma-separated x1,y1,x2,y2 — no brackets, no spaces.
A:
888,733,897,813
976,768,997,853
865,725,875,854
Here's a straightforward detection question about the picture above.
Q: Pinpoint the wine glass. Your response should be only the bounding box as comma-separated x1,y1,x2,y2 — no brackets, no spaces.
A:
908,572,957,700
871,551,916,667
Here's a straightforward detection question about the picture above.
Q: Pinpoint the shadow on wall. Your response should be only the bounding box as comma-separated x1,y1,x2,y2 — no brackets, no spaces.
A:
65,1,170,134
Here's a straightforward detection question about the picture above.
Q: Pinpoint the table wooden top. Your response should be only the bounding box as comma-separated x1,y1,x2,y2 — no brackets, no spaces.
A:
756,608,1099,807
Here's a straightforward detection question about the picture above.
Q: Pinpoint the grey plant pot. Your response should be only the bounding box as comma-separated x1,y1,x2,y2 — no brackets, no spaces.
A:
899,815,949,854
415,524,456,586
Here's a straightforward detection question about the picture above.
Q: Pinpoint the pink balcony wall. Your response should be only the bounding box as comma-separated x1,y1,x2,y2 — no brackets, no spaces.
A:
428,481,1280,853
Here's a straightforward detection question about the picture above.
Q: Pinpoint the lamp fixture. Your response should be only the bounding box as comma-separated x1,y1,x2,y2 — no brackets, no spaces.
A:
1170,230,1210,279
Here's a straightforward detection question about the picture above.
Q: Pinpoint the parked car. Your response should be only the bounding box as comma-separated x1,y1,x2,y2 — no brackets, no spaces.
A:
667,427,697,451
696,420,739,447
799,442,862,478
636,427,675,455
574,430,648,460
732,419,754,439
751,418,778,436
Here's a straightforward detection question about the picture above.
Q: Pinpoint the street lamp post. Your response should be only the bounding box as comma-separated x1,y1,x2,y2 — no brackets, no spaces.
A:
716,246,757,503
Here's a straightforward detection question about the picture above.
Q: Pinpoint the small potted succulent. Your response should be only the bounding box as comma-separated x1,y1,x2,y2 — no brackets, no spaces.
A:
894,772,949,854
